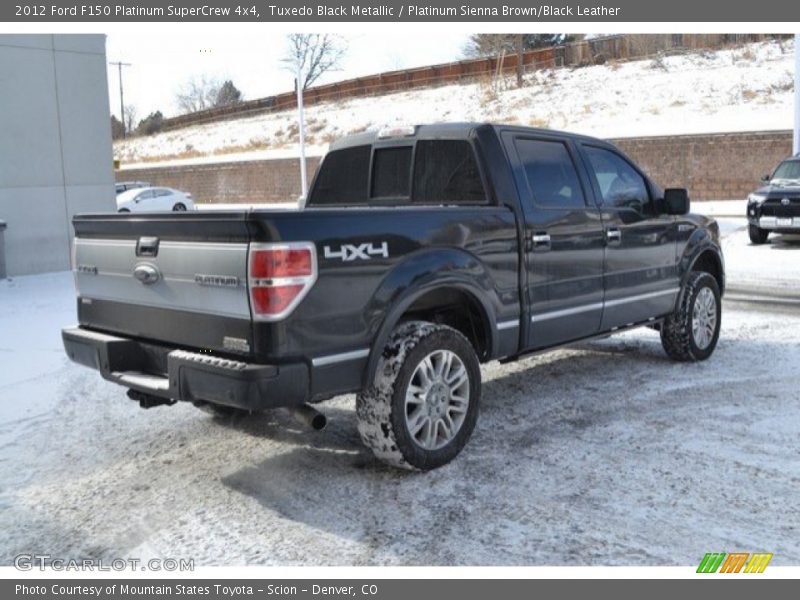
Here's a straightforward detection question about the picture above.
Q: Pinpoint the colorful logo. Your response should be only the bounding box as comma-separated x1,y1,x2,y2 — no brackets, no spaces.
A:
697,552,773,573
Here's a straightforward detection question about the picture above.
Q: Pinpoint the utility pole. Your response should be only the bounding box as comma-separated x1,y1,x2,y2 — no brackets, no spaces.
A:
281,55,308,204
109,60,131,137
295,67,308,201
794,34,799,155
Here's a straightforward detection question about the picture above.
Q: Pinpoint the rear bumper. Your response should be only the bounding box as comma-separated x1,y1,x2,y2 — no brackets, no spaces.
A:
62,326,309,410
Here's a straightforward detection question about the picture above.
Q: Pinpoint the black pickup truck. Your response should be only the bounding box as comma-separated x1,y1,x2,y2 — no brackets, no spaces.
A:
63,123,724,470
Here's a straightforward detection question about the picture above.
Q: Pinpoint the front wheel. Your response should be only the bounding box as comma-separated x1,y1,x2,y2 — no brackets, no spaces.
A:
660,271,721,362
748,224,769,244
356,321,481,471
173,203,187,211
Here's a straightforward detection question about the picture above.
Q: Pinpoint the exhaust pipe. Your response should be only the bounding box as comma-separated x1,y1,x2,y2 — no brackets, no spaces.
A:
289,404,327,431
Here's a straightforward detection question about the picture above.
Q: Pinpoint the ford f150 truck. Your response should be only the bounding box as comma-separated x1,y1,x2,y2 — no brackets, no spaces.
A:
63,123,724,470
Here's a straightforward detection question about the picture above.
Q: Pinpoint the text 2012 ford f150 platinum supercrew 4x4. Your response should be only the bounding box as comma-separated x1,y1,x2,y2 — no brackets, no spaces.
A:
63,123,724,470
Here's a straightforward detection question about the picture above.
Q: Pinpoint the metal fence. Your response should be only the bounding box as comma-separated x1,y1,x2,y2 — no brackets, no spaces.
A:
156,34,783,132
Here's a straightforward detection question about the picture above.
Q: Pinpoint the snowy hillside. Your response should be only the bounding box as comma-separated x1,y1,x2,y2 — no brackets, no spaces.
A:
115,40,796,165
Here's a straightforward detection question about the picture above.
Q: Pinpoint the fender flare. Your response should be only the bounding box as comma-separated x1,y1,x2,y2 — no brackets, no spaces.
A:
362,249,502,387
677,235,725,306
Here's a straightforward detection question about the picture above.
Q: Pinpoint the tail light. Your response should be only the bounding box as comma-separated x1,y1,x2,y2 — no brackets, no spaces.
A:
247,242,317,320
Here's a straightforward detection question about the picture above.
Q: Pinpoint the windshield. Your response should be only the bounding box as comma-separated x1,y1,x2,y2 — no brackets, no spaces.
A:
771,160,800,182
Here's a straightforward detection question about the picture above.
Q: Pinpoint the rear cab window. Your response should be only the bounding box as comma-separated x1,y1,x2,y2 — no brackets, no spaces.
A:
307,138,488,207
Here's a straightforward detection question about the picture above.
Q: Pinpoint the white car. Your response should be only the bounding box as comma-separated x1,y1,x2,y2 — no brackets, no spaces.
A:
116,187,194,212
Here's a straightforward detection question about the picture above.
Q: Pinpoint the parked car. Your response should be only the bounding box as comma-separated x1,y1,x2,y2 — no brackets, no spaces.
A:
747,154,800,244
116,187,194,212
64,123,724,470
115,181,151,195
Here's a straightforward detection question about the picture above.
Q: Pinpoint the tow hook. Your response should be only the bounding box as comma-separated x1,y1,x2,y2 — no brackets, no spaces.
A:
126,389,177,409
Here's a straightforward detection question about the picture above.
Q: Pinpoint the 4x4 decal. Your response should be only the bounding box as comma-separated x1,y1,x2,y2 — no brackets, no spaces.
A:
323,242,389,262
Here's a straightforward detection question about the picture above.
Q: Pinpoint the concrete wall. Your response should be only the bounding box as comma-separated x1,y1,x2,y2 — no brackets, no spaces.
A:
117,157,322,204
0,34,115,276
116,130,794,205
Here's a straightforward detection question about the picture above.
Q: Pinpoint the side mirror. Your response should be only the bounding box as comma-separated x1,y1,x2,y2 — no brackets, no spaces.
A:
761,174,771,183
663,188,690,215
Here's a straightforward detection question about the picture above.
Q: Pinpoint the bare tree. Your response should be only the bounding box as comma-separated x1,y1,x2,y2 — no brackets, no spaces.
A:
176,75,220,114
123,104,137,135
284,34,347,90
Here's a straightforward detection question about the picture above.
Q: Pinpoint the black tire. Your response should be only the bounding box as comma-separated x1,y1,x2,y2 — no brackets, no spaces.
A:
173,203,187,212
748,224,769,244
660,271,721,362
118,208,130,213
356,321,481,471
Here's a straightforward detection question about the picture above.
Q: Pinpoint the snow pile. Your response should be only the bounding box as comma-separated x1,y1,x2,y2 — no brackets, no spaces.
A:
114,40,796,166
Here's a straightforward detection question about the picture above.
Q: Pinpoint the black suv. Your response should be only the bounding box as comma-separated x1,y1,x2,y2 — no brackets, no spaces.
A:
747,155,800,244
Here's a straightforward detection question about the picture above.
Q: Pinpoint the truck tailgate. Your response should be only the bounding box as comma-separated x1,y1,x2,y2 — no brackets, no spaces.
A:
72,212,255,356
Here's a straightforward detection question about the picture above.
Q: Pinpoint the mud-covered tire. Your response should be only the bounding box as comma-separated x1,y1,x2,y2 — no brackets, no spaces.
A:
660,271,721,362
356,321,481,471
748,224,769,244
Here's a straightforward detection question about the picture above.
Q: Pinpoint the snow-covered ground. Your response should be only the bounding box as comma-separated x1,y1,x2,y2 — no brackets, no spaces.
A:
1,216,799,566
114,40,796,166
718,219,800,292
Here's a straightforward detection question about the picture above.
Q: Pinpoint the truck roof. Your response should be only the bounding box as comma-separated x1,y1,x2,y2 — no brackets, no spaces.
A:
328,122,615,151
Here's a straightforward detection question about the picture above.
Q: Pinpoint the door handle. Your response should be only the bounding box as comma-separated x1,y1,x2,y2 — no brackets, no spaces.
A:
531,232,551,251
606,228,622,245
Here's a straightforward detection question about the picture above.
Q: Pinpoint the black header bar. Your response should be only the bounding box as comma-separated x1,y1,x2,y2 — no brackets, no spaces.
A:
3,0,800,22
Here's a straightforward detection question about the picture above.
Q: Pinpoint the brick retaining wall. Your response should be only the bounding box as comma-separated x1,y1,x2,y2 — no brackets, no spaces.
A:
116,130,794,204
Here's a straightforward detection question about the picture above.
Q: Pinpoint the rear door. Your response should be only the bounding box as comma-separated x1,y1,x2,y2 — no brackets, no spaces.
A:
504,133,605,350
578,144,679,328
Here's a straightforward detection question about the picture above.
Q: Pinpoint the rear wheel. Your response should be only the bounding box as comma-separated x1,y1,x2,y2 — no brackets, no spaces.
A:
748,224,769,244
118,208,130,213
356,321,481,471
173,203,187,211
660,271,721,362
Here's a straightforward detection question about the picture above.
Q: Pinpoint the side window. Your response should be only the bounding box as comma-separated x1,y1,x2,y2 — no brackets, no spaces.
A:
412,140,486,204
154,189,171,197
371,146,412,198
584,146,652,214
136,190,154,200
514,138,586,209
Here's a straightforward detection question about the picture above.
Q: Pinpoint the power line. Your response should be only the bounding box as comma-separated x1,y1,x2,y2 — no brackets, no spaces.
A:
109,60,132,137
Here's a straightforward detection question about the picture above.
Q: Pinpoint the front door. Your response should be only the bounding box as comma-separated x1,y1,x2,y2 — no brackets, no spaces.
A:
505,133,605,350
578,144,679,329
